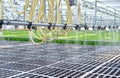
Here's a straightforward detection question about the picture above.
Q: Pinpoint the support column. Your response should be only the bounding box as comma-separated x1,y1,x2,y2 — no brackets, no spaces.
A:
75,0,82,25
114,9,116,26
94,0,97,27
44,0,46,22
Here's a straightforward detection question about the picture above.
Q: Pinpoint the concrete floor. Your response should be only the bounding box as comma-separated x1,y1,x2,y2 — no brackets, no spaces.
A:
0,41,120,78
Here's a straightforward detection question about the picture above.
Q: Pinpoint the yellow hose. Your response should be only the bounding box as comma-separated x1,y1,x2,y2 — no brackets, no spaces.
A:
7,0,83,45
28,0,45,45
0,0,3,20
35,0,52,42
36,0,46,37
28,0,52,45
64,0,72,36
36,0,57,42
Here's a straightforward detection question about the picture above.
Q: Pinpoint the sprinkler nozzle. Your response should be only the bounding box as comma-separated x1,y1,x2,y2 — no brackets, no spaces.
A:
27,22,32,30
97,26,101,30
75,25,80,30
48,23,52,30
0,20,3,29
63,24,67,30
84,25,88,30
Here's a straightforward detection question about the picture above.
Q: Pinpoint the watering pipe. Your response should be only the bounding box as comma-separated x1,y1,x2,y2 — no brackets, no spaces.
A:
0,20,80,28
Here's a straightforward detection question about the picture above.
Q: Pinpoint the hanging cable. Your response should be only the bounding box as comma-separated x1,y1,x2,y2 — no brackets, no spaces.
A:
28,0,53,45
0,0,3,37
64,0,72,36
0,0,3,20
7,0,83,45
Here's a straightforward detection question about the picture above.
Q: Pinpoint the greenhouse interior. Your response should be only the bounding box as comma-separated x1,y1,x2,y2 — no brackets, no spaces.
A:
0,0,120,78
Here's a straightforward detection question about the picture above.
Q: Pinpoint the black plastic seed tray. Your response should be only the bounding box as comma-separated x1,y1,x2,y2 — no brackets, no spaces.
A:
0,56,25,62
0,61,7,66
0,41,120,78
12,73,48,78
84,73,118,78
0,69,21,78
17,58,55,66
51,62,97,72
30,67,85,78
0,63,40,72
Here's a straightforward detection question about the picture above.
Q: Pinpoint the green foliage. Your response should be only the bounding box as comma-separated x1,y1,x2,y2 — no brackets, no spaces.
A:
2,30,120,45
3,30,29,38
4,37,29,42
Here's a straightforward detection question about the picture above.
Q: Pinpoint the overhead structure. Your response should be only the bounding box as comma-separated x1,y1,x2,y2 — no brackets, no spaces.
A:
0,0,83,45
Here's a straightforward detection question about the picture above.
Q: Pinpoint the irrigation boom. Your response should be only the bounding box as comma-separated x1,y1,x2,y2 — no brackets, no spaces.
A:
0,20,80,29
0,20,119,30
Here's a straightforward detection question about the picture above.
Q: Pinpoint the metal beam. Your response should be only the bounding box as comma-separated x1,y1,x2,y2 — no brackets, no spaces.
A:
1,20,77,27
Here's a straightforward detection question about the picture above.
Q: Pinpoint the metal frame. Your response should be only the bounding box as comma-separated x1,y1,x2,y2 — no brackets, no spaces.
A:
0,20,119,31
